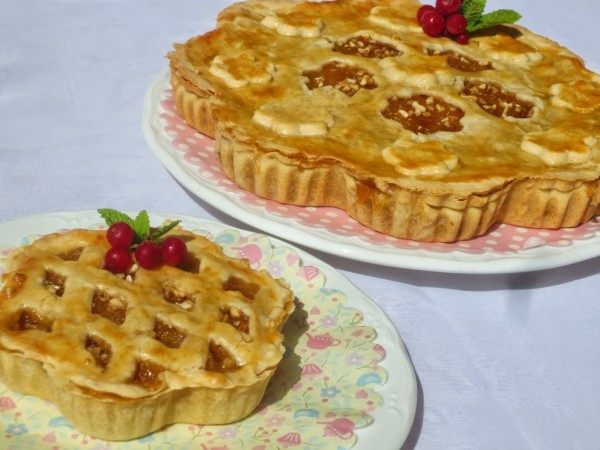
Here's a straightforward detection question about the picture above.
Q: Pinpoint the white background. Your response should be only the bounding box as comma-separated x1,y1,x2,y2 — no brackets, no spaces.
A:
1,1,599,449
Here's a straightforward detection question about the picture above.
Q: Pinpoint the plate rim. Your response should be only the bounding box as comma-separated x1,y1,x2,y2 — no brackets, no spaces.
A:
0,209,418,450
142,69,600,274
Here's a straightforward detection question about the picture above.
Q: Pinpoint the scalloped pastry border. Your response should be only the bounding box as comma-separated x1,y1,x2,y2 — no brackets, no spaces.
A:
0,344,274,441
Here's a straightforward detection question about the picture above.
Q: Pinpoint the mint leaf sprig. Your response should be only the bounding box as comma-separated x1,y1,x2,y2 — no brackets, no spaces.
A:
98,208,181,245
417,0,522,44
461,0,521,33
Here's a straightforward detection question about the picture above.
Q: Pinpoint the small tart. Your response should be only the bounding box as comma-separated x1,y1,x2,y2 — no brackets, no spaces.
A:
0,226,294,440
168,0,600,242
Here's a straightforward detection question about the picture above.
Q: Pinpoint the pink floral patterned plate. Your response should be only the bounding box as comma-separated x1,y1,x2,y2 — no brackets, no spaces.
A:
0,211,417,450
143,70,600,274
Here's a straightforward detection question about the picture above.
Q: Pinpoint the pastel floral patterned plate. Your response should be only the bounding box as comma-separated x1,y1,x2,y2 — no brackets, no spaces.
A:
0,211,417,450
143,70,600,274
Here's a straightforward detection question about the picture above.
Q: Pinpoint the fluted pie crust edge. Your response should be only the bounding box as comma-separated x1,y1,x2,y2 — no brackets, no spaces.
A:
0,349,272,441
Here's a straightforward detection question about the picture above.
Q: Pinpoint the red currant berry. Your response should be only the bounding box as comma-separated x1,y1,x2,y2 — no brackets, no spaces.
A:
455,32,470,45
104,247,132,274
417,5,436,25
161,237,188,267
135,241,162,270
106,222,135,249
435,0,462,16
420,11,445,37
445,13,467,35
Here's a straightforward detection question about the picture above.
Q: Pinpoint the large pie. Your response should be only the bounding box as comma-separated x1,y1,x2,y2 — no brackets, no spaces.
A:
167,0,600,242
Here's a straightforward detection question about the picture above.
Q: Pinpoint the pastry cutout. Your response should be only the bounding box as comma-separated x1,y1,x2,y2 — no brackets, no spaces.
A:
261,12,323,37
209,52,275,89
368,5,422,32
382,140,459,176
550,80,600,113
521,128,597,165
472,33,543,63
380,57,455,87
254,97,335,136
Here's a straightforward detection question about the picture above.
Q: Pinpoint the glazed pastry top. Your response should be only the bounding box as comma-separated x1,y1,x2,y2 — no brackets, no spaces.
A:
169,0,600,196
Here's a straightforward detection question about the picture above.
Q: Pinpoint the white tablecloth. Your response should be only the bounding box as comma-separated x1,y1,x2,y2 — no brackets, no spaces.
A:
1,1,599,449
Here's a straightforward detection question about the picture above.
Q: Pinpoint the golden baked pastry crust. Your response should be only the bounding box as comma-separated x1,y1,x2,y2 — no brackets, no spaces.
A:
0,227,294,440
168,0,600,242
